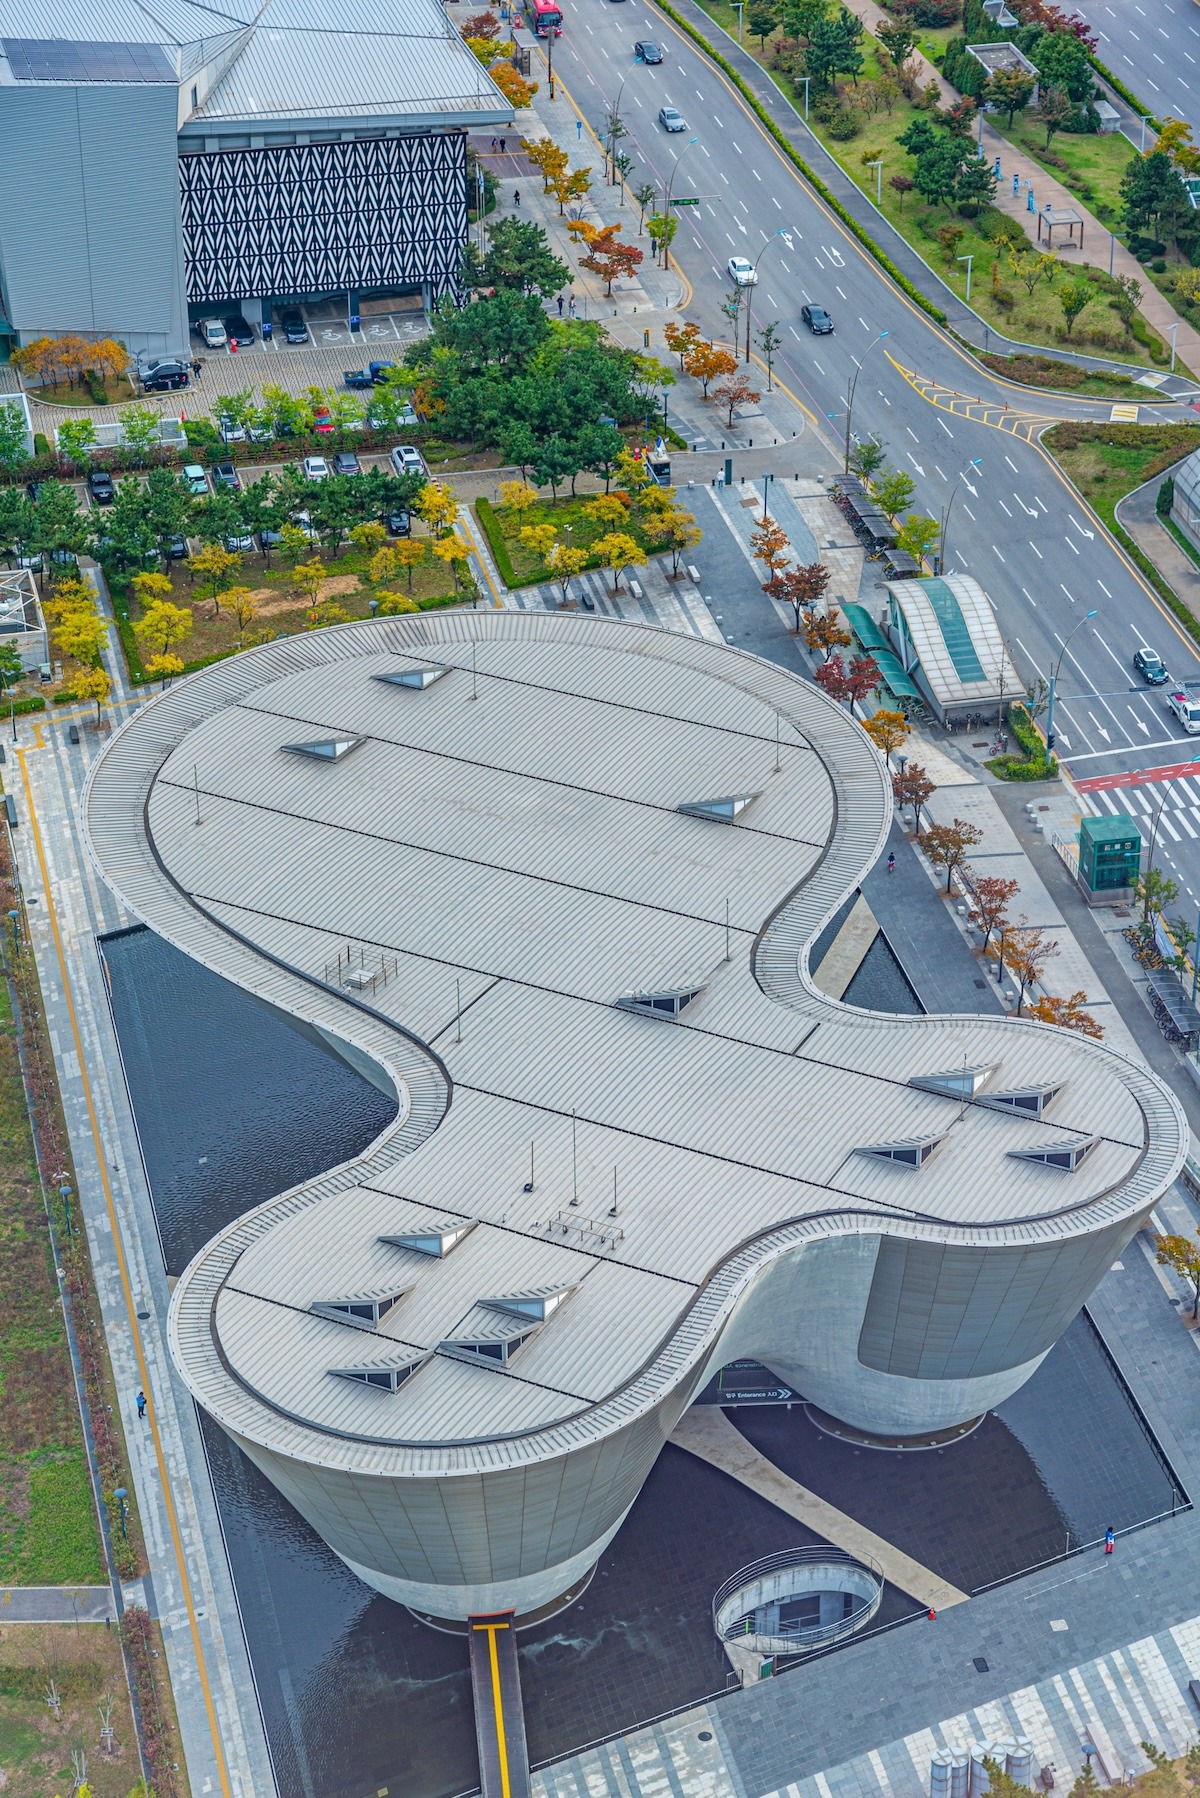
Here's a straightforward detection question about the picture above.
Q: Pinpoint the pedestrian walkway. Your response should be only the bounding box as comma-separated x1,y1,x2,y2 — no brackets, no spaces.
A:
0,1586,117,1622
504,559,723,641
1116,476,1200,623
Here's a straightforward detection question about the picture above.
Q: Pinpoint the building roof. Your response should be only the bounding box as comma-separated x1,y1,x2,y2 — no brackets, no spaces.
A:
0,0,511,129
880,574,1022,710
83,614,1186,1477
967,40,1039,75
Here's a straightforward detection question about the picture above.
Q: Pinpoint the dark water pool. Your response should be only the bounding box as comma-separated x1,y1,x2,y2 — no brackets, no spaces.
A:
100,924,1185,1798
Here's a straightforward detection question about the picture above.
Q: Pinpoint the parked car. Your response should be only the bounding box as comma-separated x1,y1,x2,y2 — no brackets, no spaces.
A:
248,422,275,443
302,456,329,481
635,39,663,60
658,105,686,131
211,462,241,492
196,317,228,349
390,444,425,477
182,464,209,496
1134,646,1169,685
222,314,255,346
259,527,284,552
281,309,308,344
801,303,834,334
368,399,418,429
140,359,189,393
343,369,373,389
87,469,115,505
332,450,361,476
166,534,188,559
222,533,255,552
369,361,396,384
218,416,247,443
311,408,334,434
385,509,411,537
727,256,757,286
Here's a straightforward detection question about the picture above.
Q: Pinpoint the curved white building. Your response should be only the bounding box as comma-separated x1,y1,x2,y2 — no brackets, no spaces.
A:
84,613,1186,1622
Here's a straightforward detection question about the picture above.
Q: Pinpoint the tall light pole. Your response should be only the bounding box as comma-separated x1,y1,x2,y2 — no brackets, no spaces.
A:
1045,608,1098,755
741,229,787,364
604,76,630,184
938,456,982,575
843,329,889,473
661,135,697,275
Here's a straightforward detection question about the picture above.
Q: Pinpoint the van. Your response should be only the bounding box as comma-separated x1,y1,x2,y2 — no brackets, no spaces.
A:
390,445,424,477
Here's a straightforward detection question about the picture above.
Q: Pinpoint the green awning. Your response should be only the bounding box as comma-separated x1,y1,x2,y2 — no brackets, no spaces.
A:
841,602,890,656
872,648,924,703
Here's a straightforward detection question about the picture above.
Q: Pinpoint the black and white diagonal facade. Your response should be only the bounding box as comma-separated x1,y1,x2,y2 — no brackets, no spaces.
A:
180,132,467,305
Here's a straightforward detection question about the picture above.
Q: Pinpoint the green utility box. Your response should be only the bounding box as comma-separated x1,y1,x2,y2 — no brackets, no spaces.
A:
1078,813,1140,900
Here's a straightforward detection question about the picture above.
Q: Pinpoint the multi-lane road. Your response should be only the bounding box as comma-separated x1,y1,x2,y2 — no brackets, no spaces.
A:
528,0,1200,899
1071,0,1199,135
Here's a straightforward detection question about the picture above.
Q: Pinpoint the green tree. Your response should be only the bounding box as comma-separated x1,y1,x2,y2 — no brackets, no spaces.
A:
781,0,829,40
633,182,658,233
1121,150,1190,241
748,1,777,43
1156,1233,1200,1314
1135,864,1179,926
913,137,962,208
1058,275,1093,338
849,435,887,479
0,400,28,471
481,217,570,295
984,65,1034,126
756,320,782,390
56,418,97,467
31,480,90,568
873,470,915,516
117,404,165,458
1032,29,1093,102
953,155,996,215
533,435,582,504
894,512,939,562
1036,83,1074,151
0,642,23,687
877,22,917,69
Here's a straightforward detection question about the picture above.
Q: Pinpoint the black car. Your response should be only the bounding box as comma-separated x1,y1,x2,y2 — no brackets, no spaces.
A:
332,450,361,476
281,309,308,344
222,314,255,346
385,509,412,537
369,361,396,384
635,39,663,60
166,534,188,560
801,303,834,334
343,369,373,389
259,527,284,553
140,358,189,393
87,469,115,505
1134,646,1169,685
211,462,241,492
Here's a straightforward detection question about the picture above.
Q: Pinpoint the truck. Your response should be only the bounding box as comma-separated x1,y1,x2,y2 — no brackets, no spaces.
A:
1168,681,1200,733
531,0,562,34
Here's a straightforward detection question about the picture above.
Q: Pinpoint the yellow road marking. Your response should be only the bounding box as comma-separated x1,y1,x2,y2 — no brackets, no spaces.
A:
16,742,233,1798
457,513,505,607
473,1619,513,1798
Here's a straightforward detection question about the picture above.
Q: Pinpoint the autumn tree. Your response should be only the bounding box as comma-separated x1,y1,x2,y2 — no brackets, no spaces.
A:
664,320,703,369
846,654,881,708
803,611,852,660
922,816,984,894
575,224,644,295
431,536,471,591
713,373,762,428
892,762,934,834
1036,83,1073,151
130,571,173,611
643,503,702,577
1004,918,1059,1015
292,559,327,607
223,586,259,639
68,663,111,724
779,562,830,633
593,531,645,594
415,481,459,537
1029,991,1104,1039
547,540,589,605
499,479,540,521
389,540,427,592
585,493,631,528
1157,1231,1200,1317
492,63,538,106
133,599,191,661
862,707,910,766
813,654,852,706
144,652,185,688
350,521,388,555
984,65,1034,126
522,138,569,191
189,543,240,616
968,872,1018,955
519,521,558,566
55,609,107,668
552,167,592,215
683,340,738,398
750,515,791,595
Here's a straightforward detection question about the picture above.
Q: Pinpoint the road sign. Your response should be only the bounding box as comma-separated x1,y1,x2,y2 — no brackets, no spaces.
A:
672,196,700,206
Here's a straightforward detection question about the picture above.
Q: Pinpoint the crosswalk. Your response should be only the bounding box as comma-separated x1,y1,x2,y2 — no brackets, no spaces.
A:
505,569,723,644
1080,778,1200,848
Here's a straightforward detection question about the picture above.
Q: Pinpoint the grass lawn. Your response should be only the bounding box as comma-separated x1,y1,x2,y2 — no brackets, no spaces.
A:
985,112,1135,229
475,491,669,586
0,1621,145,1798
0,979,102,1588
693,0,1176,369
1041,421,1200,532
979,351,1146,398
30,375,138,410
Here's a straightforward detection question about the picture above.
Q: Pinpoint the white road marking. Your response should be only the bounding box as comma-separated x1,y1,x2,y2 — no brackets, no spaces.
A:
1021,586,1036,608
999,499,1012,516
1061,584,1074,602
1029,541,1043,559
1097,580,1112,597
906,426,919,441
1005,455,1019,472
993,544,1006,561
962,504,975,520
937,417,954,437
859,317,869,330
836,284,847,298
1065,535,1080,554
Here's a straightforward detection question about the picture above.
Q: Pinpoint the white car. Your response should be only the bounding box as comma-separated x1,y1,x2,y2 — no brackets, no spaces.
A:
302,456,329,481
219,417,247,443
1168,683,1200,733
390,444,425,476
182,464,209,496
727,256,758,286
197,317,227,349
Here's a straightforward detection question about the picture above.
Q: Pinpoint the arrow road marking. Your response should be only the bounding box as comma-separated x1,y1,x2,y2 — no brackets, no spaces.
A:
906,453,925,475
1068,513,1095,540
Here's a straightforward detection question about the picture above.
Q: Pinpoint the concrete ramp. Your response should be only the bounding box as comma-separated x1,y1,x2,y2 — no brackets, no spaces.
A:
469,1611,532,1798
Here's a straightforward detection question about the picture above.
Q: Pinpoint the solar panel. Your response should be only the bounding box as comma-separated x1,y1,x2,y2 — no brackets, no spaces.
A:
2,38,174,82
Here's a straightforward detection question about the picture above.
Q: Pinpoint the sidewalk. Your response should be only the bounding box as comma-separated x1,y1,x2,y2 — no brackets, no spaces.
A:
1117,474,1200,624
0,1586,117,1622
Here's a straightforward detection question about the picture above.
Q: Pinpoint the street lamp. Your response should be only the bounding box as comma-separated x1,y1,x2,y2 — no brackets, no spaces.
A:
1170,322,1179,373
732,0,745,38
938,457,982,575
843,329,889,473
741,229,787,364
1045,608,1098,754
114,1488,129,1539
866,158,883,205
605,76,630,184
661,136,698,275
956,253,973,302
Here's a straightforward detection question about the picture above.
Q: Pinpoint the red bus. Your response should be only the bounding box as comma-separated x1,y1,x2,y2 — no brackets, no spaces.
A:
532,0,562,34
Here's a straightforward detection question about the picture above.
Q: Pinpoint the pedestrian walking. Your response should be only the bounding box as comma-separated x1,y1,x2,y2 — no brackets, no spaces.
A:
887,852,895,875
192,358,202,381
499,135,507,153
557,293,564,316
136,1389,146,1419
568,291,576,318
513,186,521,206
1104,1527,1115,1555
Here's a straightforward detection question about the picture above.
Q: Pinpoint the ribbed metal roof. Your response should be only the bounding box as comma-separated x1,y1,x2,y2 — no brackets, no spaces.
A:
82,614,1187,1479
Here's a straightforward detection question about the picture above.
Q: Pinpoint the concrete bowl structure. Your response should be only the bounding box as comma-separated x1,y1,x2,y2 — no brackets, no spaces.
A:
84,612,1187,1621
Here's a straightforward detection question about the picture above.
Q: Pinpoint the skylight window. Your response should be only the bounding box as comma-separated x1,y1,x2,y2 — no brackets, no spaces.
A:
373,667,449,690
379,1219,477,1258
677,792,761,824
616,986,705,1019
909,1066,996,1101
330,1357,424,1392
482,1286,574,1323
857,1137,944,1168
310,1290,410,1331
283,737,363,762
440,1325,536,1366
1008,1137,1098,1171
981,1086,1063,1118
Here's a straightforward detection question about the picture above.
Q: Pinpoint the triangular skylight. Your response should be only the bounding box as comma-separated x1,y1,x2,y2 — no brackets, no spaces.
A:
616,986,705,1018
909,1066,996,1101
310,1289,410,1331
980,1085,1063,1118
482,1286,574,1323
330,1357,424,1392
440,1322,537,1366
857,1136,944,1168
283,737,363,762
677,792,761,824
373,667,449,690
379,1219,477,1258
1008,1137,1098,1171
